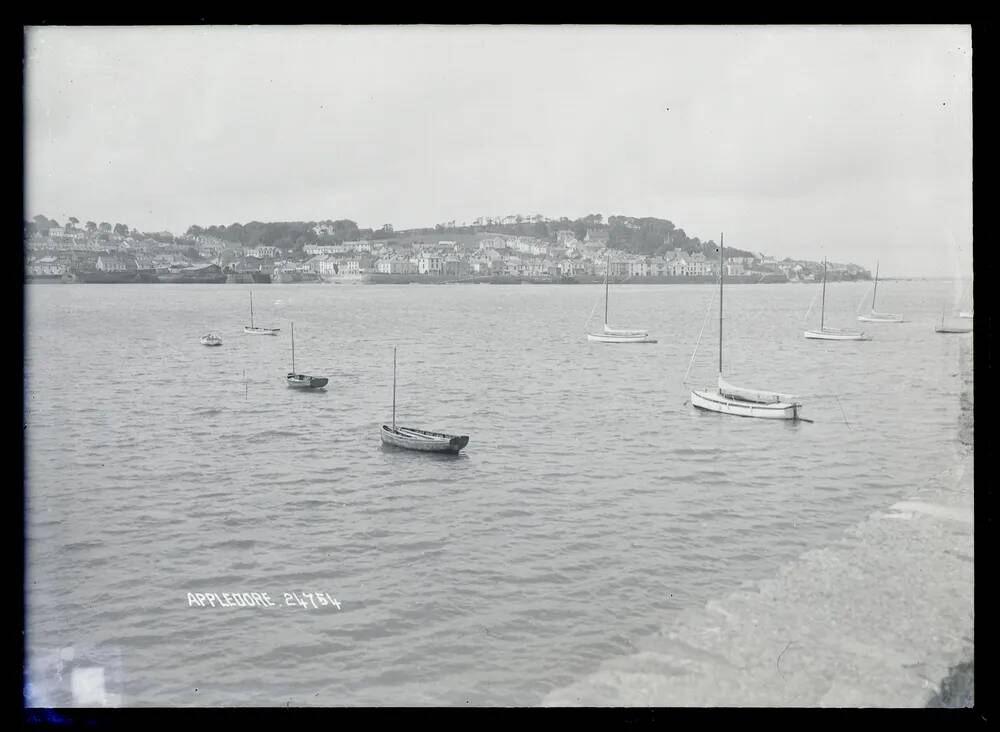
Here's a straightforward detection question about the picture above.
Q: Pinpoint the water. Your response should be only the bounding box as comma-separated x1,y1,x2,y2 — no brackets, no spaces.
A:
24,280,970,706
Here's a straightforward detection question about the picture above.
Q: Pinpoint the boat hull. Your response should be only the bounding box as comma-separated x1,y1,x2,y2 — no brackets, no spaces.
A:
200,340,222,346
935,326,972,334
858,312,904,323
587,332,657,343
287,374,328,388
804,328,871,341
958,311,973,319
380,425,469,453
244,326,280,335
691,389,801,420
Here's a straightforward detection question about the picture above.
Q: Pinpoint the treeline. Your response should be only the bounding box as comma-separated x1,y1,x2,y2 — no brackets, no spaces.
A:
185,220,380,251
607,216,754,259
424,213,756,259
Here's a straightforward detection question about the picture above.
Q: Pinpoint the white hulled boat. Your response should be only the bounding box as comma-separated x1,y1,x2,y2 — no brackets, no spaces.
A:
935,310,973,334
200,333,223,346
587,255,656,343
858,261,903,322
244,290,280,335
804,259,871,340
690,233,804,420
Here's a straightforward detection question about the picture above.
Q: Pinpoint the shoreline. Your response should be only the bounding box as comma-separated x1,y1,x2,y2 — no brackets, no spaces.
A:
543,339,974,707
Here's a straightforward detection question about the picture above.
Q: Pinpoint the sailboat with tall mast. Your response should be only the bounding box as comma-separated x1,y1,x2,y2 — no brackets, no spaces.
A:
285,322,328,389
586,255,656,343
858,261,903,322
380,347,470,453
804,259,871,340
690,234,804,420
244,290,280,335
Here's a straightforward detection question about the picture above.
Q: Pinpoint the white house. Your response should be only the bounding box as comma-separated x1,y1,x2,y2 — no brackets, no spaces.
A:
417,252,443,275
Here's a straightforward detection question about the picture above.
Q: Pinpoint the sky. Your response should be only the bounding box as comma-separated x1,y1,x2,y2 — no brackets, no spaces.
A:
25,25,972,277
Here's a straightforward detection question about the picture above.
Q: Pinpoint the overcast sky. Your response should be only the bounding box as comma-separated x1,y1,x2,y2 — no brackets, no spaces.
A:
25,25,972,277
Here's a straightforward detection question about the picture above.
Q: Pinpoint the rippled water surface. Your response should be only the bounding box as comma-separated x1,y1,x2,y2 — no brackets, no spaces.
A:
25,280,971,706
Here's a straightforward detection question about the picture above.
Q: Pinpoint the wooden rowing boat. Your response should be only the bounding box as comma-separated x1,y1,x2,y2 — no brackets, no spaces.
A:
380,347,469,453
285,322,328,388
380,425,469,453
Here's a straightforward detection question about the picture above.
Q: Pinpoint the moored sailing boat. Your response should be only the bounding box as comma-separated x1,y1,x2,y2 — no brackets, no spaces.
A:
804,259,871,340
285,322,328,388
380,347,469,453
935,309,973,334
690,234,804,420
244,290,280,335
858,261,903,322
587,255,656,343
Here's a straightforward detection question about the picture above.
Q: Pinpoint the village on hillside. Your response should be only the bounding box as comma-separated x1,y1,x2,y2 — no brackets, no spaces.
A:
24,215,872,285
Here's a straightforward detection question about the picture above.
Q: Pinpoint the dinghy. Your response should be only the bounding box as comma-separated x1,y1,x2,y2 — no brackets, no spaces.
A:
587,255,656,343
857,261,903,322
804,259,871,340
690,233,804,421
380,347,469,453
200,333,223,346
285,322,328,389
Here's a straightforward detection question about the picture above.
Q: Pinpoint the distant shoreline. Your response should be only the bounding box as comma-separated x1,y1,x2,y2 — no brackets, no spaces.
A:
26,273,862,286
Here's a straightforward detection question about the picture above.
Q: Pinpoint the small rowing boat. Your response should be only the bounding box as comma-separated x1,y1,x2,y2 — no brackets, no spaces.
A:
285,322,328,389
200,333,223,346
380,347,469,453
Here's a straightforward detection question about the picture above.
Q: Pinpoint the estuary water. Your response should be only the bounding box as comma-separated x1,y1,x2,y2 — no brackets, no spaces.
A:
24,279,972,706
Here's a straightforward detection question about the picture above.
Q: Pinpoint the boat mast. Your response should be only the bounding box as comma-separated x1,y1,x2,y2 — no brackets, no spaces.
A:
249,290,254,328
605,254,610,328
820,258,827,331
392,346,397,430
291,322,295,373
719,233,724,376
872,260,879,311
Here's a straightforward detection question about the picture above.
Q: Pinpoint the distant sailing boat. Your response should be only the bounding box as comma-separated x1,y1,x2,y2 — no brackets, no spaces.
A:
858,261,903,322
244,290,280,335
804,258,871,340
935,308,973,334
586,255,656,343
380,347,469,453
690,234,804,420
285,322,328,389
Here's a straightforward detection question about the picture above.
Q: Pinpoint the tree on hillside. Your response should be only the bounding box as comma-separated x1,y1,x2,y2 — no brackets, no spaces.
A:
114,223,129,235
33,214,52,232
67,217,79,229
99,222,112,232
86,221,97,232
